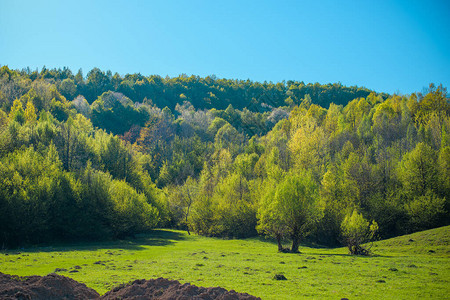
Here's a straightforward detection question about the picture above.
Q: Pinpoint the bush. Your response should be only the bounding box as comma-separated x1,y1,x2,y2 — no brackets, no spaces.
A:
341,210,378,255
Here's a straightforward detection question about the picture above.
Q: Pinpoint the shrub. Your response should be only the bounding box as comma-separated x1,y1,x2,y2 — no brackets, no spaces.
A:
341,209,378,255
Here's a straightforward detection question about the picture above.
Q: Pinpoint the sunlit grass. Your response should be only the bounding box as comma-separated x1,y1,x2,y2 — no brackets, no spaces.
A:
1,226,449,299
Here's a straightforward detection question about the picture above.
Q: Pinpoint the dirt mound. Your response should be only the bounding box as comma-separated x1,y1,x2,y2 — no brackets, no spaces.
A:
100,277,261,300
0,272,100,300
0,273,260,300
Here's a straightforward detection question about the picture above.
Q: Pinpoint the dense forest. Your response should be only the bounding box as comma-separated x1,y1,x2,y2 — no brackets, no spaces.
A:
0,65,448,249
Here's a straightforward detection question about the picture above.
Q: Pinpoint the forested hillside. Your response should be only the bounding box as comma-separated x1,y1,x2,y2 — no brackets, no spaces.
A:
0,65,448,248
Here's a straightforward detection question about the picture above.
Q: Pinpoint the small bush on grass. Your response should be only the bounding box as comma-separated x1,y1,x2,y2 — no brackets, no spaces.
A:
341,209,378,255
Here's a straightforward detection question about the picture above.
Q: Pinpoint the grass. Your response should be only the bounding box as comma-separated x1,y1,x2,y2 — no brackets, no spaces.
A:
1,226,449,299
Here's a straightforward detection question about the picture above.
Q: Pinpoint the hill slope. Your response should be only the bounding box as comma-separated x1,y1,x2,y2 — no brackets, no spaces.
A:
0,226,448,299
372,225,450,255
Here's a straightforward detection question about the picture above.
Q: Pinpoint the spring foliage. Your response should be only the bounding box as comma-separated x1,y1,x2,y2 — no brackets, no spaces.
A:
341,210,378,255
0,66,449,249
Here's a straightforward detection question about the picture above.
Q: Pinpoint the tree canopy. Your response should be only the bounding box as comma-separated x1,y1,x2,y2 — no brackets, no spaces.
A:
0,65,448,249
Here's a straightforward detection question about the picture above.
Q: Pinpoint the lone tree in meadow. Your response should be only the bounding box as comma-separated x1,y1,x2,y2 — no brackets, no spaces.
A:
340,209,378,255
258,171,322,253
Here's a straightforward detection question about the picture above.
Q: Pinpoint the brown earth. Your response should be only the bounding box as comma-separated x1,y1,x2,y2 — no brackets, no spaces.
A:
0,273,261,300
101,277,261,300
0,272,99,299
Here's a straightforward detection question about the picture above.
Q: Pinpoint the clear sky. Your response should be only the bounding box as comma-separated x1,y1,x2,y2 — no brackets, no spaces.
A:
1,0,449,95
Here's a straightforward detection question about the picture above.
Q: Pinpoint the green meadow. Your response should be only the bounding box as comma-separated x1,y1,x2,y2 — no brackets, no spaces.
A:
1,226,449,299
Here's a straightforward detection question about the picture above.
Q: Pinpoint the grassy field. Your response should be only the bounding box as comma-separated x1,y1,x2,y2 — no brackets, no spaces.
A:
1,226,449,299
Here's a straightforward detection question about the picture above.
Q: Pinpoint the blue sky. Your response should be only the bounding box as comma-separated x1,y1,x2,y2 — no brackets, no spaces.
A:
1,0,449,95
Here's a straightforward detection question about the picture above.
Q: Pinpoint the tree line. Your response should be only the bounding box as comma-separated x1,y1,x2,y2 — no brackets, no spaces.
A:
0,65,448,251
1,66,385,112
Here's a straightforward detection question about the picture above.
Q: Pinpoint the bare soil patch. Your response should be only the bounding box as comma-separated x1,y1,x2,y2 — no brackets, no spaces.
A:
0,273,260,299
101,277,260,299
0,272,99,299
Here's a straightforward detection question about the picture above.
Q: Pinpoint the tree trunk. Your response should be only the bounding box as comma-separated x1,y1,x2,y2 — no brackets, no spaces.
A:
291,234,300,253
185,213,191,235
276,234,283,252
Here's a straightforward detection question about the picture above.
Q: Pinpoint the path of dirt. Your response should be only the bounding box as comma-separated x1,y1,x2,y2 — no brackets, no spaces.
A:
0,272,261,299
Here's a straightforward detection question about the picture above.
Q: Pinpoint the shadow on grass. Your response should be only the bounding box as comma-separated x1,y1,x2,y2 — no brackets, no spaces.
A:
254,236,391,258
4,229,187,254
303,252,391,258
255,235,332,249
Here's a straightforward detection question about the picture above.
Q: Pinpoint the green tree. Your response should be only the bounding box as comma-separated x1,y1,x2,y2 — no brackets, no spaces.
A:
406,191,446,231
86,67,111,103
257,178,287,251
60,78,77,100
100,135,134,180
8,99,25,124
168,176,199,235
340,209,378,255
214,123,244,156
24,100,37,123
414,84,450,126
318,164,358,245
288,114,327,178
258,171,322,253
397,142,438,198
91,91,148,135
207,117,228,137
108,179,158,238
212,172,257,238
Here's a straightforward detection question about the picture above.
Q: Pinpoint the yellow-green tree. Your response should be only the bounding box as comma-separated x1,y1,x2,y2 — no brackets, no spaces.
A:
8,99,25,124
258,171,322,253
341,209,378,255
24,100,37,123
